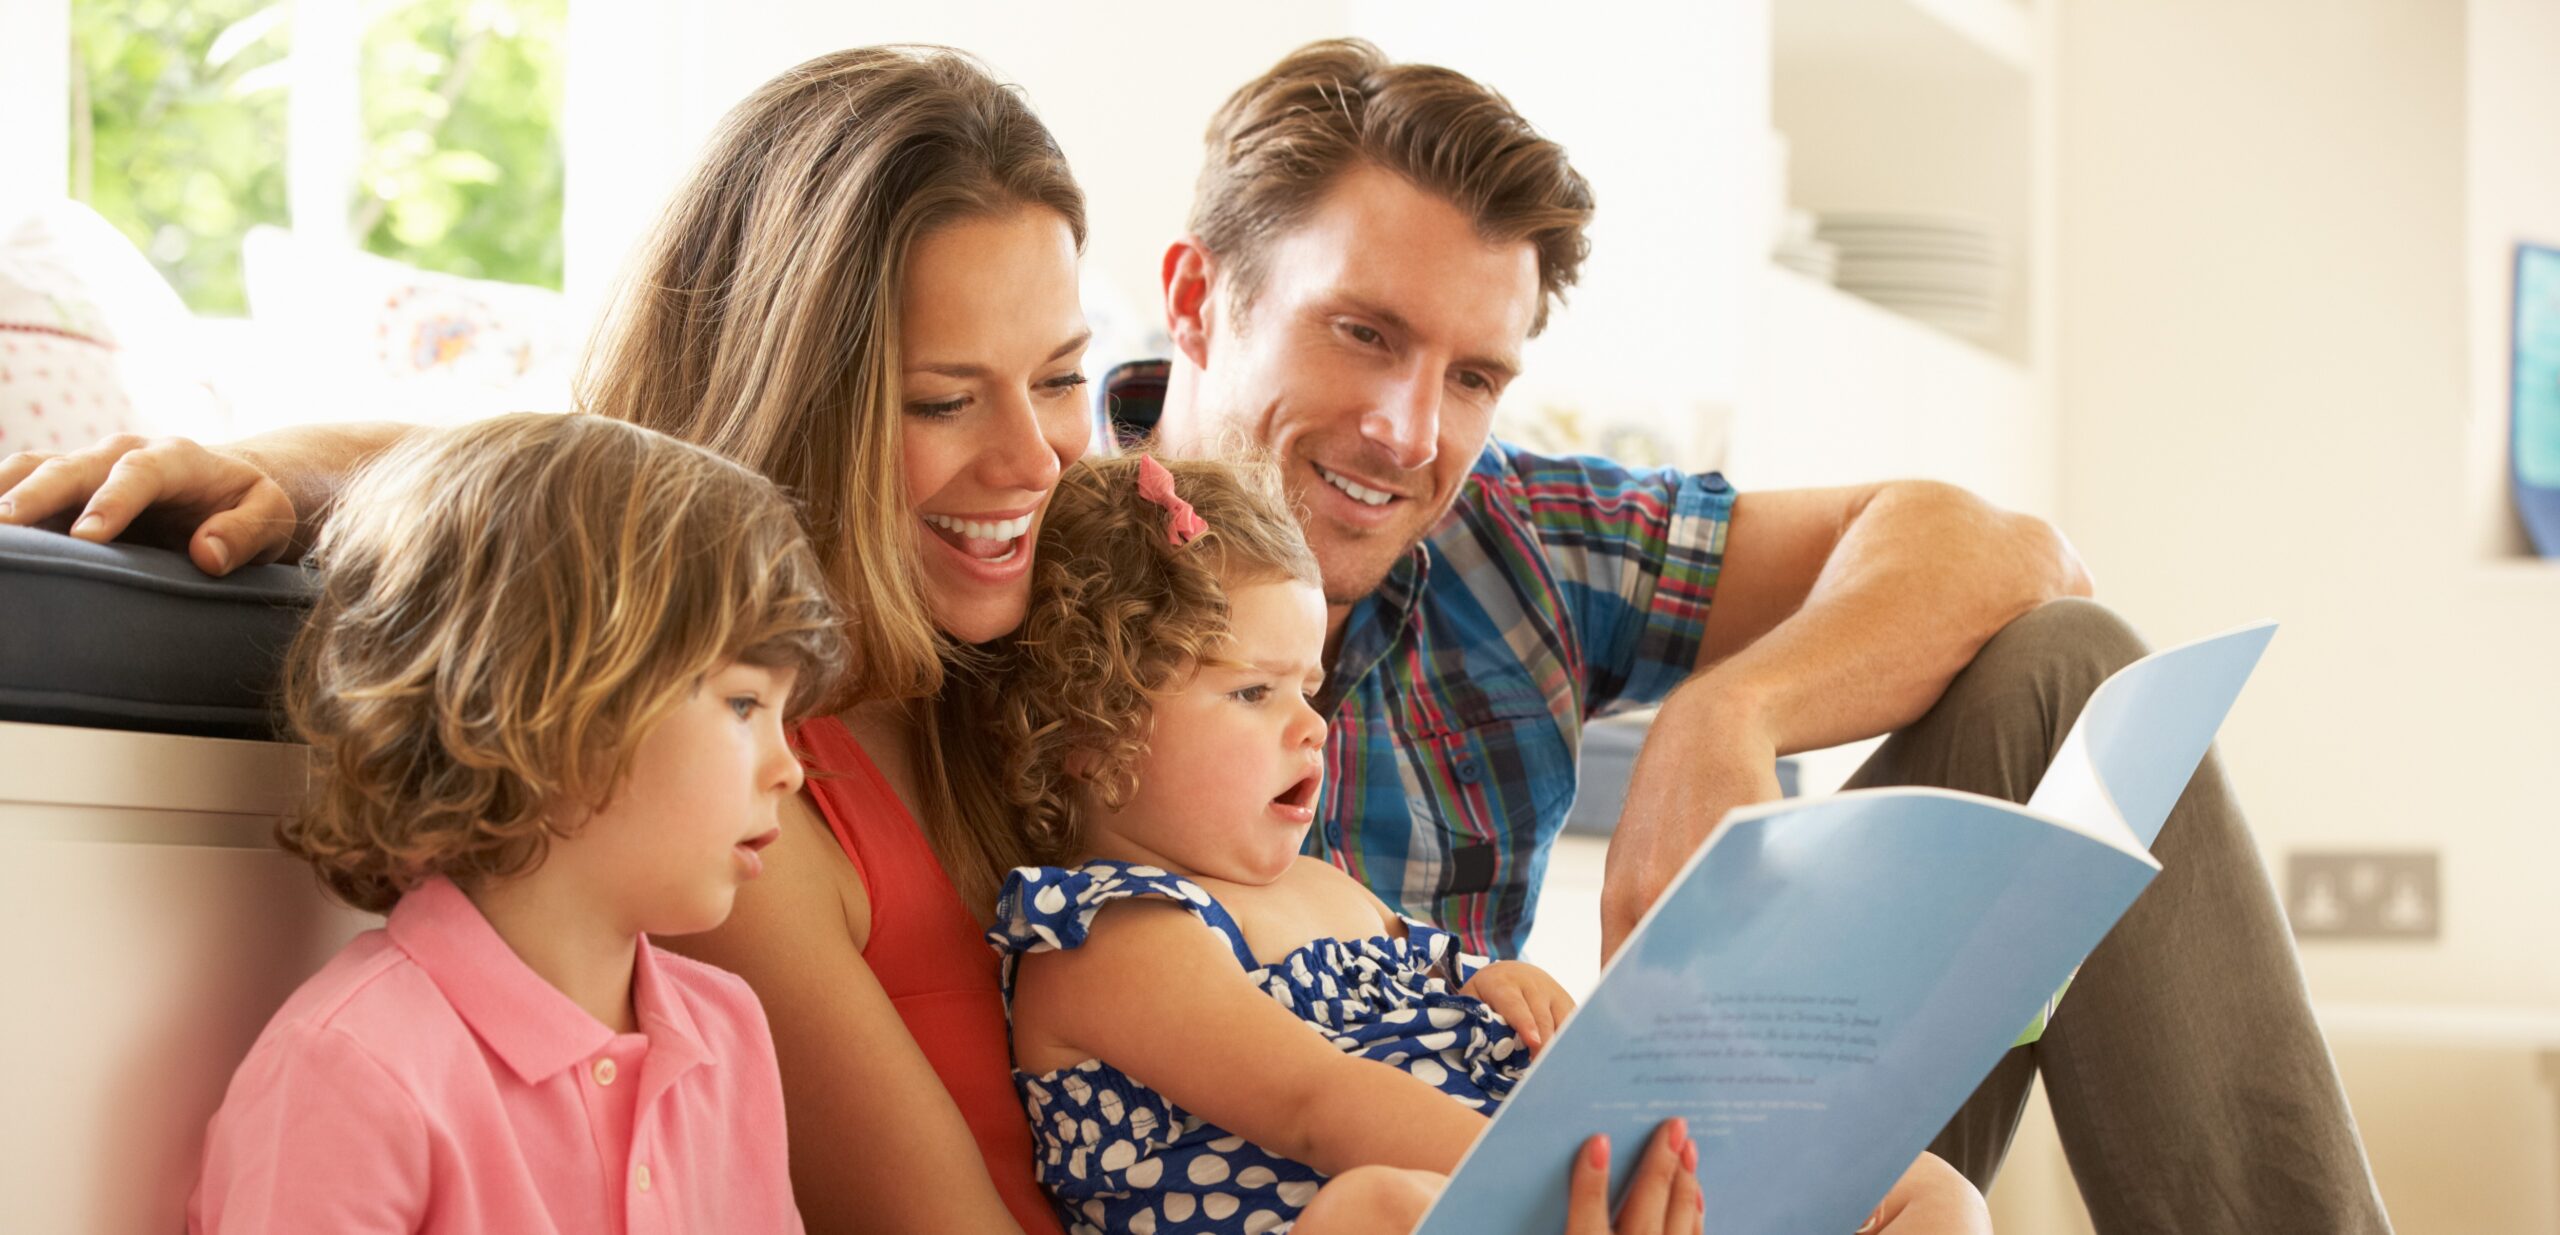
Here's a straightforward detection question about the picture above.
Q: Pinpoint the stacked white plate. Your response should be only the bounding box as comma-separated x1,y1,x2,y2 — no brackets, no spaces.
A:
1770,208,1839,284
1817,211,2004,339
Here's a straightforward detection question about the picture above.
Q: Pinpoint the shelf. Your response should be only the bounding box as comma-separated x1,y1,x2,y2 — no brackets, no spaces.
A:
1771,0,2041,366
2318,1002,2560,1050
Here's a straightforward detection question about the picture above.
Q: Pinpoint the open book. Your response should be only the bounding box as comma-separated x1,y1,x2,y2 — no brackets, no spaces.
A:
1412,621,2277,1235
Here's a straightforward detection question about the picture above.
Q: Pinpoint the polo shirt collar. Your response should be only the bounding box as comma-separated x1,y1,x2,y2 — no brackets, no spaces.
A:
388,876,711,1085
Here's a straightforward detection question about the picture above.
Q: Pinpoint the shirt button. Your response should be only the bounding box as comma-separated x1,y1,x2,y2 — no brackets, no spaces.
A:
1455,758,1484,784
592,1057,617,1086
635,1163,652,1192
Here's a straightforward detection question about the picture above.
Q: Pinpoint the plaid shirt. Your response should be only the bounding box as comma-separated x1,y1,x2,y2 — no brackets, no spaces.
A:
1103,362,1736,957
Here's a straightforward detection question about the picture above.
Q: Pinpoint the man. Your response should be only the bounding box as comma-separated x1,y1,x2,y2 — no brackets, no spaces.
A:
0,36,2386,1232
1113,39,2389,1234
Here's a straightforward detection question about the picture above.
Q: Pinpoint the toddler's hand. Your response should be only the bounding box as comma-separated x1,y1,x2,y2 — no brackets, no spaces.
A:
1460,960,1575,1055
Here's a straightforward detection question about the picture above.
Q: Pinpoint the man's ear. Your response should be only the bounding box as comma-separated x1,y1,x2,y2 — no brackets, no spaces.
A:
1161,236,1218,371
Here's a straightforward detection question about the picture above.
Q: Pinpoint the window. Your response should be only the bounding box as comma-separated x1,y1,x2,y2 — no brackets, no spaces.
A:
68,0,564,315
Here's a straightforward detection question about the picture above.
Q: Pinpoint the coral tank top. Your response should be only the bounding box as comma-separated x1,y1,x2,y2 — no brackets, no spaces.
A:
793,716,1063,1235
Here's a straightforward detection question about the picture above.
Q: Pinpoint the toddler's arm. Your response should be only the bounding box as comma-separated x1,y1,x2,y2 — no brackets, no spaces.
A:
190,1024,428,1233
1857,1152,1992,1235
1011,898,1489,1177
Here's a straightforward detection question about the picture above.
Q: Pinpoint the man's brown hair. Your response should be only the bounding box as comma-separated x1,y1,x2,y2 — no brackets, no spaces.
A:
280,413,846,913
1189,37,1595,334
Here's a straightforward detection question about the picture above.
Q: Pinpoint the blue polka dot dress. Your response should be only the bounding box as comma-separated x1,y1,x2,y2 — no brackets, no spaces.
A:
987,860,1532,1235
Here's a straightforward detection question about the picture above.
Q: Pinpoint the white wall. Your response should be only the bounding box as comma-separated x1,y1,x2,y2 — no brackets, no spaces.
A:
2056,0,2560,1013
1350,2,1768,441
563,4,1777,460
563,1,1355,352
0,0,68,211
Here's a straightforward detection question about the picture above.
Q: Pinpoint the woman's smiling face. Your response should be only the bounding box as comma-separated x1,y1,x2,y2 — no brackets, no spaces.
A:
898,206,1093,644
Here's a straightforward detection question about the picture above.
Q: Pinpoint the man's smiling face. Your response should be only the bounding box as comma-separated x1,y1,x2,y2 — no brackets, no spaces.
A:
1172,163,1542,607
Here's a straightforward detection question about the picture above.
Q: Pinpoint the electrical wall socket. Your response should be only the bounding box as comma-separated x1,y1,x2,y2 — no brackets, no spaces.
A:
2285,851,2439,941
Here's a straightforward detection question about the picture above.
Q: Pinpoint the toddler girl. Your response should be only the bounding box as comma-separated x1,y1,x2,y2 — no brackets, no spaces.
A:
982,453,1989,1235
188,412,843,1233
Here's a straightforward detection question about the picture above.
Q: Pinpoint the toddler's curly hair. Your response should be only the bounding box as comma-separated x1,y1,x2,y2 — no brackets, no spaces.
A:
279,412,847,913
988,453,1319,859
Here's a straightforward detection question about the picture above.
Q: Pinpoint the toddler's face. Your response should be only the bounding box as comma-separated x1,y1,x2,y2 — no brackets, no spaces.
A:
1082,578,1329,885
553,660,805,936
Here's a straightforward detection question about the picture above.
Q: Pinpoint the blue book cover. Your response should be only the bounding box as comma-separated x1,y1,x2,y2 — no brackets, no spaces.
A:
1412,622,2276,1235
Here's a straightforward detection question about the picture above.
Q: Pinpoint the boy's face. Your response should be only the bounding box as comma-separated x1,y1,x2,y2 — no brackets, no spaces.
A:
1081,578,1330,886
559,661,805,937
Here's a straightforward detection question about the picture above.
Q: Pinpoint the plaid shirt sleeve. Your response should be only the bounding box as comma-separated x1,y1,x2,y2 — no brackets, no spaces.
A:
1480,444,1736,717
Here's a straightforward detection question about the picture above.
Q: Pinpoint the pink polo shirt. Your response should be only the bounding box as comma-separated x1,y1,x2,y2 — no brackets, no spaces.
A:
188,876,804,1233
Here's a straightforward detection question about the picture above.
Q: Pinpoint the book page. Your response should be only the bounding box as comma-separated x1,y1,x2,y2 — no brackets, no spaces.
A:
1412,622,2277,1235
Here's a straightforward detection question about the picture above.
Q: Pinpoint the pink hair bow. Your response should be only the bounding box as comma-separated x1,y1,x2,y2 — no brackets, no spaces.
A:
1136,455,1207,547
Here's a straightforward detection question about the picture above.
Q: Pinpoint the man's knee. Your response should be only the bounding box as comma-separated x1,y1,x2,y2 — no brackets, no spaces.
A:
1858,600,2152,799
1963,597,2149,705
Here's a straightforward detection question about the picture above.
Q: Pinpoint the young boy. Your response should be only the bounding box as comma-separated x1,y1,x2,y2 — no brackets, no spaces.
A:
189,412,843,1232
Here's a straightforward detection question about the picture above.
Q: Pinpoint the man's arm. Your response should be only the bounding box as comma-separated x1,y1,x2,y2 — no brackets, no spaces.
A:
0,422,417,574
1600,481,2092,959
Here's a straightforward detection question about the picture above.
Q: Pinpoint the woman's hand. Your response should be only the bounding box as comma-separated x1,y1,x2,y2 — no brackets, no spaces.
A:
0,422,412,575
1288,1118,1703,1235
0,433,296,574
1461,960,1576,1054
1569,1119,1702,1235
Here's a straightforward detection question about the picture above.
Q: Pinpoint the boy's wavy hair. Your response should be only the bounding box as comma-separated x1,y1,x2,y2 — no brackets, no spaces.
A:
279,413,847,913
985,453,1319,859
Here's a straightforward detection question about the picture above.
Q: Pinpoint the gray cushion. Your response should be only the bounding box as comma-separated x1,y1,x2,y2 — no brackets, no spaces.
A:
0,524,315,740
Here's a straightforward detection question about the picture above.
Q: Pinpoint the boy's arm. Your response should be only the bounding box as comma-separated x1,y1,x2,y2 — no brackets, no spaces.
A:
1013,898,1489,1177
191,1025,429,1233
0,422,420,574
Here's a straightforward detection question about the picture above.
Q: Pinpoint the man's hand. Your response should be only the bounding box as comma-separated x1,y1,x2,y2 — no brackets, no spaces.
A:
1599,683,1784,963
0,434,295,575
1459,959,1576,1054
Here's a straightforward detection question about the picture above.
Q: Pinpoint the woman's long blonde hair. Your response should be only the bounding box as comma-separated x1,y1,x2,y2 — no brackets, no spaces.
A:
578,45,1086,908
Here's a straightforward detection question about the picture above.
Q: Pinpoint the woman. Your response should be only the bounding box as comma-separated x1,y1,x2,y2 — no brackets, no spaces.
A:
1,47,1709,1235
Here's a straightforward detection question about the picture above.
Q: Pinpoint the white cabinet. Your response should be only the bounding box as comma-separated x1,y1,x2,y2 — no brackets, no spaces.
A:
0,722,369,1233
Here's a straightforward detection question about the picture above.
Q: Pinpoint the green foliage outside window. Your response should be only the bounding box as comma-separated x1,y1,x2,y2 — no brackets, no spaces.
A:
69,0,564,316
355,0,564,288
70,0,290,314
